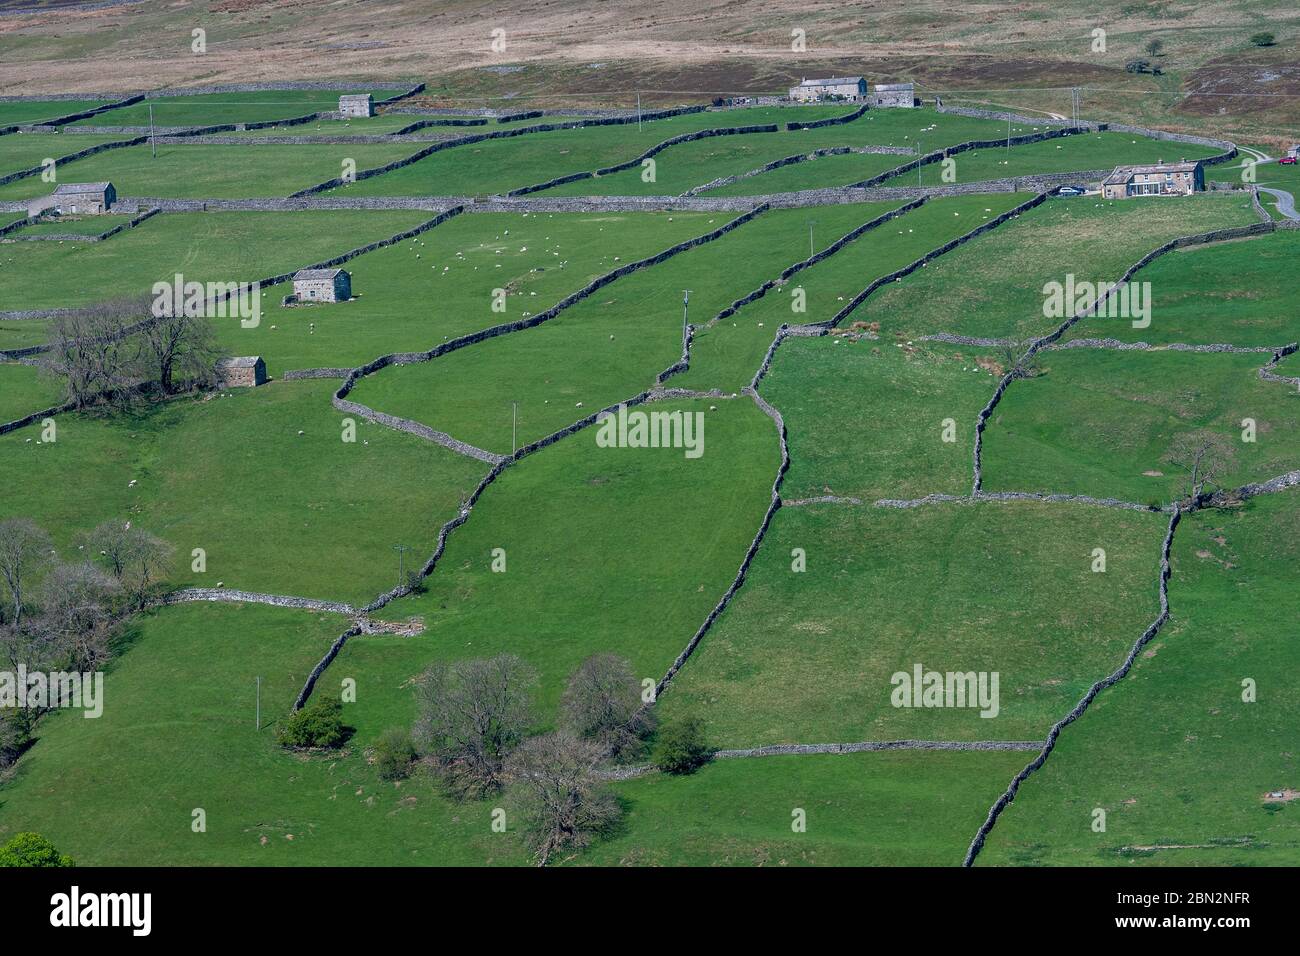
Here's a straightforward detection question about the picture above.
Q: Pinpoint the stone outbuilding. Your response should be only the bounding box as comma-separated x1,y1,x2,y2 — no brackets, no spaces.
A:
789,76,867,102
1102,161,1204,199
338,94,374,118
27,182,116,217
215,356,267,388
292,268,351,303
870,82,916,108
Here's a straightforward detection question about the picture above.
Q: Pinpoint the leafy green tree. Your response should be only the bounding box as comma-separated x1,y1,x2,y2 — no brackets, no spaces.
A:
1250,32,1275,47
652,717,712,775
277,697,347,748
0,832,73,867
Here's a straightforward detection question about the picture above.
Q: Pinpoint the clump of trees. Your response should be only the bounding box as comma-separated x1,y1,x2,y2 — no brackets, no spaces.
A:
0,516,173,769
372,727,416,780
408,651,663,863
652,716,712,775
0,832,73,867
1250,32,1275,47
44,296,219,412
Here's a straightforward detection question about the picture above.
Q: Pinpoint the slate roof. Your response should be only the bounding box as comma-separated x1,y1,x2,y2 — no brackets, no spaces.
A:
293,268,346,281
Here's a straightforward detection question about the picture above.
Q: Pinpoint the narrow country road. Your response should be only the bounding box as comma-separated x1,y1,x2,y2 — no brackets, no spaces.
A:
1258,185,1300,220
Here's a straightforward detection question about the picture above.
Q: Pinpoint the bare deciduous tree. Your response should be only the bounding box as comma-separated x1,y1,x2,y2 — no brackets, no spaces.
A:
0,518,53,625
560,653,655,760
413,654,536,798
505,732,621,865
38,561,119,671
45,298,149,411
84,522,173,609
1165,430,1238,501
137,310,219,395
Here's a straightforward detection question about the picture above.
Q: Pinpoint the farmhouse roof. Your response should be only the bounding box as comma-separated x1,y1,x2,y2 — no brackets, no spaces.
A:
1103,161,1200,185
216,356,263,368
797,76,864,87
873,82,914,91
293,268,346,281
339,93,372,102
52,182,112,194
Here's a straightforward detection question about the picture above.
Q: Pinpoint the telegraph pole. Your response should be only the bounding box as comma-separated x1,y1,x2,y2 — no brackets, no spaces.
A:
807,219,817,258
681,289,692,341
637,92,642,132
149,103,157,159
392,544,412,586
511,401,517,454
255,676,261,731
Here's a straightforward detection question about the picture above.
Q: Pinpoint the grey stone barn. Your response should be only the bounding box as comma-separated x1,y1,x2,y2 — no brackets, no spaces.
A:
339,94,374,117
292,268,352,303
870,82,916,108
215,356,267,388
27,182,116,217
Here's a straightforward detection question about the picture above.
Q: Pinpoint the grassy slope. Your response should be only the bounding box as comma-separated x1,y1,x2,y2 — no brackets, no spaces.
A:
0,380,487,606
763,338,999,502
343,398,780,729
979,491,1300,866
0,132,129,176
13,214,134,236
850,195,1258,341
0,602,527,866
675,193,1028,393
657,500,1166,746
981,349,1300,505
0,100,109,126
584,750,1031,866
0,142,422,201
347,204,883,453
213,210,717,377
0,209,429,311
1060,229,1300,348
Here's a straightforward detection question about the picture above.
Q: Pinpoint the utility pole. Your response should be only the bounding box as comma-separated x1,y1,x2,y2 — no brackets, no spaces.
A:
807,219,817,258
255,676,261,731
511,401,517,455
917,139,923,188
637,92,642,132
681,289,692,341
149,103,156,159
392,544,412,587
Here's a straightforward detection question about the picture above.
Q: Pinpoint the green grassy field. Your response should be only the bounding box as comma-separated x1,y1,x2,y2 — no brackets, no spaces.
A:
0,602,529,866
0,131,129,176
0,209,429,311
850,195,1259,341
0,100,110,127
330,106,926,197
0,361,63,422
706,149,912,196
655,499,1166,746
674,193,1028,393
211,210,718,377
587,750,1032,866
346,397,780,727
71,90,387,128
347,205,892,453
0,142,422,201
1059,228,1300,347
0,380,487,605
979,490,1300,866
761,338,998,502
11,214,134,236
883,131,1223,187
0,319,51,353
981,349,1300,505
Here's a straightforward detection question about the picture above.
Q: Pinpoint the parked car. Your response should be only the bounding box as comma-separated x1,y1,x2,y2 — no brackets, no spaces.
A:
1280,156,1297,165
1056,185,1088,196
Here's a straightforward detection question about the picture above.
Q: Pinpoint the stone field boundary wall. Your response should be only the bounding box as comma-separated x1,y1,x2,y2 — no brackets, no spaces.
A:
0,94,145,136
0,134,147,188
784,103,870,131
685,144,916,196
3,206,161,243
971,218,1278,492
508,121,782,196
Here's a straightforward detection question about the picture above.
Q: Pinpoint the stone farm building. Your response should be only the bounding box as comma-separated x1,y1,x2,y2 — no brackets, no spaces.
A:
1102,161,1204,199
869,82,916,108
338,94,374,117
27,182,116,217
789,76,867,102
215,356,266,388
292,268,352,303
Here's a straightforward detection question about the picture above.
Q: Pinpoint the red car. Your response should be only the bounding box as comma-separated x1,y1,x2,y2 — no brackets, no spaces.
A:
1281,156,1298,165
